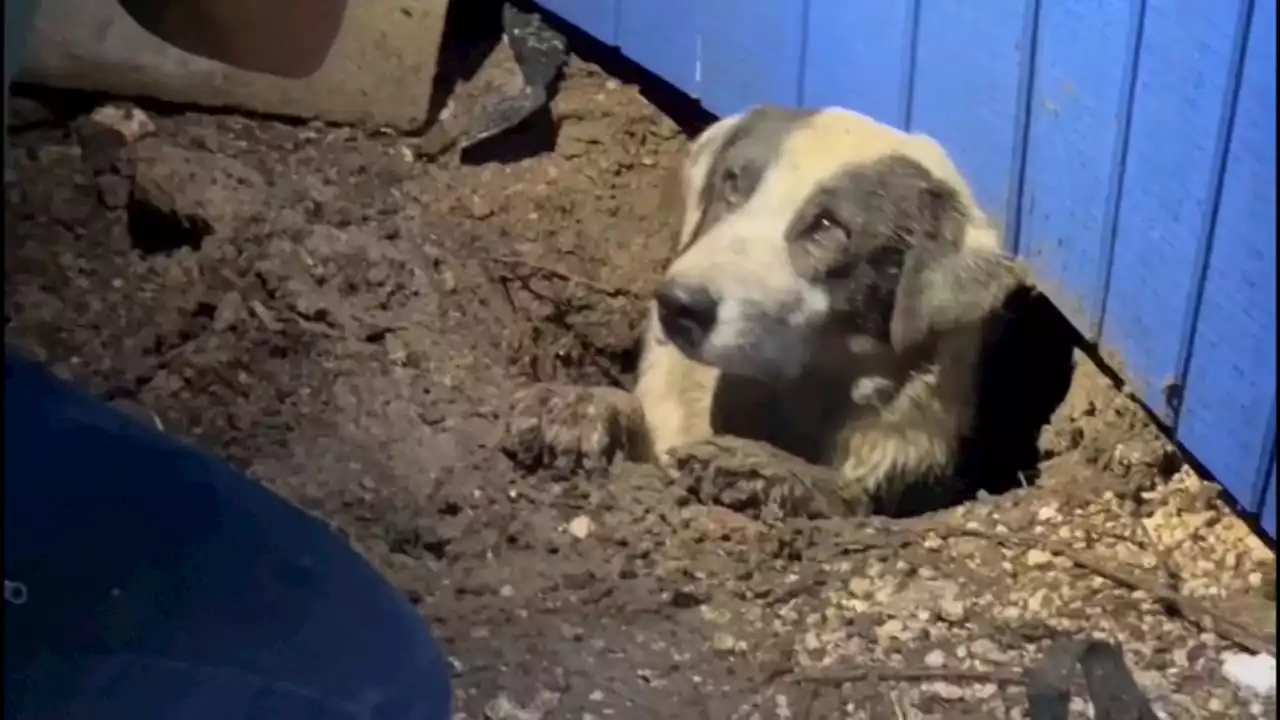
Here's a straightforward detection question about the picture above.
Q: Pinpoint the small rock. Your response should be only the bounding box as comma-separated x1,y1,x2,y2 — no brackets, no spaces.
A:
876,618,905,638
712,632,737,653
934,682,966,700
846,576,874,597
970,638,1000,659
1024,549,1054,568
566,515,595,539
939,598,966,623
670,589,705,609
924,649,947,668
129,142,265,255
1025,588,1051,615
561,571,594,590
96,173,132,209
499,584,515,598
213,292,244,332
91,105,156,143
469,196,495,219
483,690,562,720
802,630,823,652
74,105,155,173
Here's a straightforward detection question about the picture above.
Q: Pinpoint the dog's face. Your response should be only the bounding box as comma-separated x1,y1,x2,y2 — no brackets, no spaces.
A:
656,107,974,380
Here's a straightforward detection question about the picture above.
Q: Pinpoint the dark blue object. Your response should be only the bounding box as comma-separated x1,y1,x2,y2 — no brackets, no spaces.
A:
3,350,453,720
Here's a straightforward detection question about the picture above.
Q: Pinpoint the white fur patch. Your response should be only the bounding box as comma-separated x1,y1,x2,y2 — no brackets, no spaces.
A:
851,376,896,407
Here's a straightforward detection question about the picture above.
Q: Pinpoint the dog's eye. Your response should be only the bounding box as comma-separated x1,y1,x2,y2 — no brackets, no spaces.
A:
722,167,746,205
802,212,849,245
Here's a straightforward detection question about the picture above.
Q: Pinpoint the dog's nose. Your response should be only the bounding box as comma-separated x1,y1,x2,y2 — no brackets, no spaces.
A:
655,282,718,348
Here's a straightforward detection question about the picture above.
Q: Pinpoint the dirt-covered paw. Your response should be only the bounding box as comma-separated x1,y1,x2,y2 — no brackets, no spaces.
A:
502,383,648,474
666,436,866,520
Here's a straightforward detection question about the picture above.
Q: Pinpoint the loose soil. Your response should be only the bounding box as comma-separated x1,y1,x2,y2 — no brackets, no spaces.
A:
5,40,1276,720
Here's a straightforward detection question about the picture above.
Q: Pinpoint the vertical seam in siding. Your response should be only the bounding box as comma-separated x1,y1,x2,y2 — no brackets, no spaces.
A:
1172,0,1256,433
612,0,622,47
1092,0,1148,342
898,0,921,130
795,0,812,107
1255,402,1277,514
1006,0,1042,257
694,34,702,96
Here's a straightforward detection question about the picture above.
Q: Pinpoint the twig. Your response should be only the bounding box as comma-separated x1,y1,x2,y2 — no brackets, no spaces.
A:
485,255,638,298
970,525,1272,655
1129,512,1185,603
799,684,819,720
888,689,909,720
838,521,1276,656
248,299,281,332
797,664,1024,687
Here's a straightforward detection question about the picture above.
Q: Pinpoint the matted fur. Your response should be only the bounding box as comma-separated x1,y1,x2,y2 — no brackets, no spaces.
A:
635,106,1026,515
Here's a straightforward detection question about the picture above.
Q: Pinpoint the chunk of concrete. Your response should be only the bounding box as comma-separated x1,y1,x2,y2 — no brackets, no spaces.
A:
16,0,448,130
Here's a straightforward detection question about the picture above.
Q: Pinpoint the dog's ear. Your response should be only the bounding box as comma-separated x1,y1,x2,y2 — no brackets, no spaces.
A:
671,114,744,253
889,245,1026,353
868,154,971,252
657,160,688,258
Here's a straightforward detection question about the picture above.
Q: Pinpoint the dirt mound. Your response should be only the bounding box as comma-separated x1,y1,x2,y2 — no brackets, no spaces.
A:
6,49,1275,720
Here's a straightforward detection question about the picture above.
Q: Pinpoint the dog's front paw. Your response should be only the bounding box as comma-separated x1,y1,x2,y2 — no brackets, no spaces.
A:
502,383,648,474
666,436,866,519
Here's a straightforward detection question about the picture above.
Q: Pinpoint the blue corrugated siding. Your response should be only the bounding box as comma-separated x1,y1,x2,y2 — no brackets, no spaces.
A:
1264,461,1276,538
617,0,699,96
536,0,618,45
534,0,1278,538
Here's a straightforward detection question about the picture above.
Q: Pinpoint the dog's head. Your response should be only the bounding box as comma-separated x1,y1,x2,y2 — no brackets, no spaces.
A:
654,106,1017,380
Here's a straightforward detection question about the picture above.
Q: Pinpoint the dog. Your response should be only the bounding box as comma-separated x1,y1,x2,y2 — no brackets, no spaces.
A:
505,106,1027,517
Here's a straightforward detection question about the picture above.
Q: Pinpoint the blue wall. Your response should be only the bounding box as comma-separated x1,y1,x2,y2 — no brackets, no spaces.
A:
536,0,1277,537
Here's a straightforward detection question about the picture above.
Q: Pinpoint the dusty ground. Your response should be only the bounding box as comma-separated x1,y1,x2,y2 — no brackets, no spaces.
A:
5,40,1277,720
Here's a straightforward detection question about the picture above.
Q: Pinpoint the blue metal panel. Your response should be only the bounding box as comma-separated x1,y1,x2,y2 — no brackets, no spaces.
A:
1101,1,1251,424
800,0,916,126
908,2,1030,242
1019,0,1140,334
696,0,808,116
617,0,700,96
1177,0,1276,515
536,0,619,46
1263,460,1276,539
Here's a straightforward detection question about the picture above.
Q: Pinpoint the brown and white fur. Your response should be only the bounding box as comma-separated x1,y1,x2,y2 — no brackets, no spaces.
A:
635,106,1026,515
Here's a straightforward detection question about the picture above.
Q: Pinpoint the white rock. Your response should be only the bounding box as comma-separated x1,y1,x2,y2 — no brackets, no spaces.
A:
1024,549,1054,568
1221,652,1277,698
567,515,596,539
712,632,737,653
939,598,966,622
1036,504,1062,522
89,104,155,143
